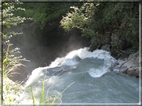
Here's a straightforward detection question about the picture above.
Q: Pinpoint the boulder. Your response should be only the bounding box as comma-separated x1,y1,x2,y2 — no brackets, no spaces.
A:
7,63,29,84
113,65,127,73
101,44,110,52
126,67,139,77
113,51,140,78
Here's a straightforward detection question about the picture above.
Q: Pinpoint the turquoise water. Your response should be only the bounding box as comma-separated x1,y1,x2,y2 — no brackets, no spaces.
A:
21,48,139,104
53,72,139,103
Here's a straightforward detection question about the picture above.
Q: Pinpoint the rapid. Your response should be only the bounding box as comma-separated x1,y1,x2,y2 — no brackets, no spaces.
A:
17,47,139,104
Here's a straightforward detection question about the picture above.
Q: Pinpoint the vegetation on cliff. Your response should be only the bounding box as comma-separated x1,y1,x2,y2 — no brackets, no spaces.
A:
1,2,27,104
60,2,139,56
11,2,139,56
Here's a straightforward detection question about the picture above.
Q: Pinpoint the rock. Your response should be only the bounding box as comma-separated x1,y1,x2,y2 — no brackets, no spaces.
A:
89,32,111,52
101,44,110,51
113,65,127,73
111,33,119,47
128,51,138,61
89,43,98,52
7,63,29,84
126,67,138,77
113,51,139,78
118,38,132,50
111,32,132,50
123,52,139,69
110,32,133,57
118,57,127,64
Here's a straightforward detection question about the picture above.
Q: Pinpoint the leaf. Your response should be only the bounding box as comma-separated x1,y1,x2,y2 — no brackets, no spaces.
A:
30,86,36,106
39,80,45,105
50,82,75,106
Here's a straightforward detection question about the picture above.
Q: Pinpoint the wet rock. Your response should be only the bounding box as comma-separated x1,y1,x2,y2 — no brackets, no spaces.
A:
89,32,111,52
7,63,29,84
110,32,132,57
113,51,140,78
118,38,132,50
101,44,110,52
111,32,132,50
126,67,138,77
111,33,119,48
89,43,98,52
113,65,128,73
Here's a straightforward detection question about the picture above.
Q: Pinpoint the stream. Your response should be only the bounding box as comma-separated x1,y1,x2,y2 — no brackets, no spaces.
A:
18,47,139,104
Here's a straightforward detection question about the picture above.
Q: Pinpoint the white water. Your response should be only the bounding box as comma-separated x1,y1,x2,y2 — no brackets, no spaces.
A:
18,47,139,104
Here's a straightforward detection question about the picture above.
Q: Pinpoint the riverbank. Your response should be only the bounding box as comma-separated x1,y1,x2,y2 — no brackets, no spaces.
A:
100,44,140,78
113,51,140,78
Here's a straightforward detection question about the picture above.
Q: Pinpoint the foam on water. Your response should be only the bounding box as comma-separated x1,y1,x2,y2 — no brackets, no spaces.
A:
25,47,117,88
24,67,44,88
19,47,139,104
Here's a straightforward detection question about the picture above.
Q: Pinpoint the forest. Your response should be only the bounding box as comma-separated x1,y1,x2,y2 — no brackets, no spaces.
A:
1,1,140,105
13,2,139,54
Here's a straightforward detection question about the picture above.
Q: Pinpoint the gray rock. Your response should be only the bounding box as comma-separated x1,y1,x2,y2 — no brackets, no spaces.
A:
101,44,110,51
113,51,139,78
113,65,127,73
123,52,139,69
118,57,127,65
128,51,138,60
43,67,64,76
126,67,138,77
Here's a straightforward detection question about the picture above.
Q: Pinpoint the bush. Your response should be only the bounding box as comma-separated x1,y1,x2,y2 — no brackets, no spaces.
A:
1,2,29,105
60,3,96,38
93,3,139,50
60,2,139,51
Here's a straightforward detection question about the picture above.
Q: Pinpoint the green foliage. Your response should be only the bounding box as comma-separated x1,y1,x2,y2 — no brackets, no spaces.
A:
1,3,28,105
60,3,99,46
50,82,75,105
30,86,36,106
2,3,27,28
60,3,98,49
61,2,139,51
2,2,28,75
93,3,139,50
3,77,24,105
82,28,96,38
29,81,75,105
19,3,81,30
39,81,45,105
60,3,95,32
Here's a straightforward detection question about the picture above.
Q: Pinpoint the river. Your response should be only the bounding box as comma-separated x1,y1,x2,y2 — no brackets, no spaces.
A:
18,47,139,105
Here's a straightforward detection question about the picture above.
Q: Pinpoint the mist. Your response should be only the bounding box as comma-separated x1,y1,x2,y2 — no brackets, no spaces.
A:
9,22,90,83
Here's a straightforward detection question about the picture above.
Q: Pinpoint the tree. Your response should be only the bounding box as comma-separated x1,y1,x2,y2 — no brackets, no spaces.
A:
60,3,96,37
60,2,139,52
